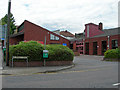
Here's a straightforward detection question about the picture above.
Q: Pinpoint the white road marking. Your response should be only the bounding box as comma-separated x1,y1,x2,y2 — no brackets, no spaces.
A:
113,83,120,86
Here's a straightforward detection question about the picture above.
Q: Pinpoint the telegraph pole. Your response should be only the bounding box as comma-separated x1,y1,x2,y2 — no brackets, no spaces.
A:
6,0,11,66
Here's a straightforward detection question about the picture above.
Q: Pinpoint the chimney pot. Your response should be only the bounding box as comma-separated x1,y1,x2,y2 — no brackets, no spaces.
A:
99,22,103,30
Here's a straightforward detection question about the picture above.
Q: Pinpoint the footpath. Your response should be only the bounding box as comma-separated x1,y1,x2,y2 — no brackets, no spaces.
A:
1,64,75,76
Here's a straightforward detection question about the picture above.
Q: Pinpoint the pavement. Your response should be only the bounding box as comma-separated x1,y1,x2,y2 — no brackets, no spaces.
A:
1,64,75,76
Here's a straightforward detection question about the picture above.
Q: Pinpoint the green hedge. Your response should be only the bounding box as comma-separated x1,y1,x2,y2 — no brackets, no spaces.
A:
46,44,74,61
9,41,74,61
104,48,120,59
9,41,44,61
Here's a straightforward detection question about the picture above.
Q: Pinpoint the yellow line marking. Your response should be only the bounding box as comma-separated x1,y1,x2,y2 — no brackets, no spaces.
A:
1,67,110,77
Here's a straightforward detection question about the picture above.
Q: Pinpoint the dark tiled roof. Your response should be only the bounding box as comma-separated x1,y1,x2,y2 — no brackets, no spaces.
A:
60,30,75,37
10,31,24,38
93,27,120,38
75,32,85,38
69,37,85,42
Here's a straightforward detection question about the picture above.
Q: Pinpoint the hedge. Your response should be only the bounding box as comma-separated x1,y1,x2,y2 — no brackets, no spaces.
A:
104,48,120,59
9,41,74,61
9,41,44,61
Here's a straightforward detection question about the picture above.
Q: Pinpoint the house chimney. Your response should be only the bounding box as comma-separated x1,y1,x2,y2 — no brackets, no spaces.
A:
99,22,103,30
65,30,67,32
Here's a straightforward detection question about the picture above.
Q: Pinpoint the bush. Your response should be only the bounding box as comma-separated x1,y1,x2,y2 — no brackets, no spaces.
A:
104,48,120,59
9,41,74,61
9,41,44,61
46,44,74,61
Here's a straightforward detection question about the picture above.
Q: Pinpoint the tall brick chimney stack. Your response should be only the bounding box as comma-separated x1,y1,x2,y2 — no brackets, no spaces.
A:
99,22,103,30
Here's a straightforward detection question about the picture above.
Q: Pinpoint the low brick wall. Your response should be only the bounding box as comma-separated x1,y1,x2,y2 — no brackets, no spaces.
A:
9,61,73,67
74,51,80,56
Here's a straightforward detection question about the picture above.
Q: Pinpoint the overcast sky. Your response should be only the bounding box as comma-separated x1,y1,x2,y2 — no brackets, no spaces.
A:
0,0,119,34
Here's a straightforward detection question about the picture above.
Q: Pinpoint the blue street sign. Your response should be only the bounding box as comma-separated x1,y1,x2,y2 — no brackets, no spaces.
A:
0,24,7,40
63,43,67,46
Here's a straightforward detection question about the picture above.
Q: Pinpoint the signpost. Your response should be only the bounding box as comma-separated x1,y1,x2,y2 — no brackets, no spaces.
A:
43,36,49,66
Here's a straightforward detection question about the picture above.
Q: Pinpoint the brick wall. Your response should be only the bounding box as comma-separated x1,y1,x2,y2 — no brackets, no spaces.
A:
10,35,24,45
24,20,70,47
10,20,70,47
85,23,104,38
85,34,120,55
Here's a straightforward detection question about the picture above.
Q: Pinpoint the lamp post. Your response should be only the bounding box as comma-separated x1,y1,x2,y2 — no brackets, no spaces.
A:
83,39,85,55
107,36,110,50
6,0,11,66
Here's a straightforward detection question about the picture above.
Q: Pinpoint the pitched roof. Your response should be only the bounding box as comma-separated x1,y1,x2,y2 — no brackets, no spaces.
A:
60,30,74,37
93,27,120,38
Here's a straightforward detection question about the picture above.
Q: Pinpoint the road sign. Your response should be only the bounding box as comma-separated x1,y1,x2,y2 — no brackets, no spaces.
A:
43,50,49,58
0,24,7,40
63,43,67,46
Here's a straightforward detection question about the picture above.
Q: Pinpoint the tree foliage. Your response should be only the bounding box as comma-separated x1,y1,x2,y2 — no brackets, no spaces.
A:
0,13,16,34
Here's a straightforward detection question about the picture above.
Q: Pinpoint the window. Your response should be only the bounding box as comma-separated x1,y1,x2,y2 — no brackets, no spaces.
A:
50,34,54,40
50,34,59,40
87,25,89,37
112,40,118,49
18,24,24,32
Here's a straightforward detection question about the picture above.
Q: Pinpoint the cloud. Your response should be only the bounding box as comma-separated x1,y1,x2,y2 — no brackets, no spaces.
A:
0,0,119,34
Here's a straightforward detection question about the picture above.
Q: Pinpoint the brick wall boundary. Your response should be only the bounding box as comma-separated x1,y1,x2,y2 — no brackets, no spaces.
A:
9,61,73,67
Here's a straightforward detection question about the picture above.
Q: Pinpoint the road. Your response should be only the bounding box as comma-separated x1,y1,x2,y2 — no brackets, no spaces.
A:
2,55,119,88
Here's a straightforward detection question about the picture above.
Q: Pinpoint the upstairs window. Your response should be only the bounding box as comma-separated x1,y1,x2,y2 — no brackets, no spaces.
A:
18,24,24,32
50,34,59,40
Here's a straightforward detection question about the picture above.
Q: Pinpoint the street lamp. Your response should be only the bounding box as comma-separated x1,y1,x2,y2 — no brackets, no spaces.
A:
107,36,110,50
6,0,11,66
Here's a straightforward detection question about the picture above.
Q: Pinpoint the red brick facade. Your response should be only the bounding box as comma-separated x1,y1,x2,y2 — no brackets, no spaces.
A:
85,35,120,55
10,20,70,47
73,22,120,55
85,23,104,38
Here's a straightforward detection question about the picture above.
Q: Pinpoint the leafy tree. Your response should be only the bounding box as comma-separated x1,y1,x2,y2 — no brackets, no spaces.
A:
0,13,16,35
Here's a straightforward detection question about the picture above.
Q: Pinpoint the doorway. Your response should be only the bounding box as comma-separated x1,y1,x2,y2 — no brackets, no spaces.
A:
85,43,89,55
93,42,97,55
102,41,107,55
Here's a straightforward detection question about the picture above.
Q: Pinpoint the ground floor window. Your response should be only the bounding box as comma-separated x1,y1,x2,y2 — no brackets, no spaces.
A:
112,40,118,49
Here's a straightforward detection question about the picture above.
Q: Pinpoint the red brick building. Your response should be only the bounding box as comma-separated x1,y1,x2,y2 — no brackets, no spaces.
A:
10,20,70,47
71,22,120,55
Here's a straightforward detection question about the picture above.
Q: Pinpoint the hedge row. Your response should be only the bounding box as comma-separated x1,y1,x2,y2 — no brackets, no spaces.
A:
9,41,74,61
104,48,120,59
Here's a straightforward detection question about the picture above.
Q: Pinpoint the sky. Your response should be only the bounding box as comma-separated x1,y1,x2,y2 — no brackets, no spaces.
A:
0,0,119,34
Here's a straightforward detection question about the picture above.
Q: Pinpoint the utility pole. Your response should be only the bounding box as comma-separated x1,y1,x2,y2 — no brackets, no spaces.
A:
6,0,11,66
107,36,110,50
44,36,46,66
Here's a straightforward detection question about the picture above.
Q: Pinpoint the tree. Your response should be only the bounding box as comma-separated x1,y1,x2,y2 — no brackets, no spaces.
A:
0,13,16,35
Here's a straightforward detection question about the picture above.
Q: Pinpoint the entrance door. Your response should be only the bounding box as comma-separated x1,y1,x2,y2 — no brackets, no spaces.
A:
70,44,73,49
85,43,89,55
93,42,97,55
102,41,107,55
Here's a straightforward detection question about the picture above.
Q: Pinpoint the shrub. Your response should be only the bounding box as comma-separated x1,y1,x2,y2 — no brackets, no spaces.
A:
9,41,74,61
9,41,44,61
46,44,74,61
104,48,120,59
